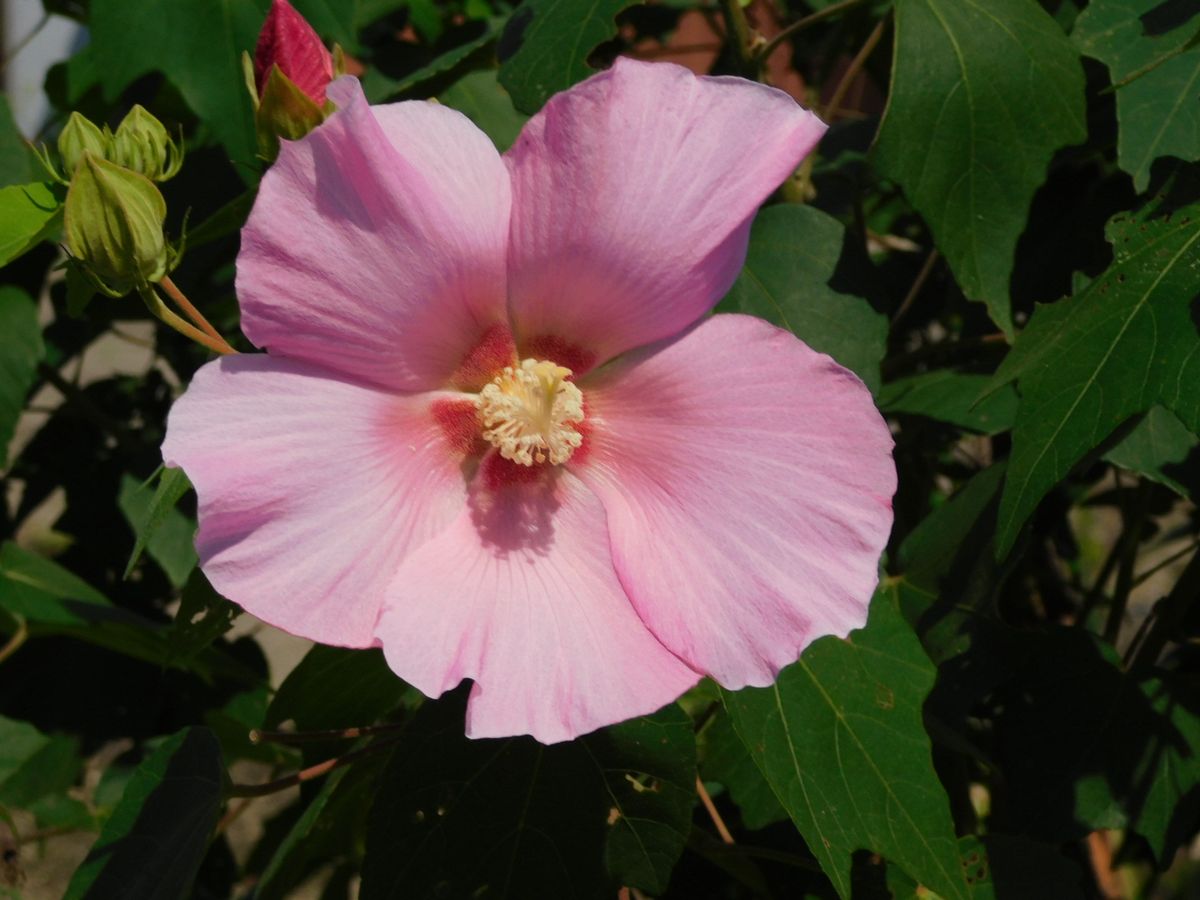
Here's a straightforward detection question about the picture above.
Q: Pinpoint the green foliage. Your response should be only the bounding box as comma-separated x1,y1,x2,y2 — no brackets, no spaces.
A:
0,183,60,268
722,204,887,393
499,0,638,113
64,727,225,900
439,69,530,152
1106,406,1200,499
0,97,35,188
723,593,969,900
118,467,196,587
1074,0,1200,192
0,715,81,812
0,287,43,469
875,0,1087,335
991,187,1200,555
879,371,1017,434
360,695,696,897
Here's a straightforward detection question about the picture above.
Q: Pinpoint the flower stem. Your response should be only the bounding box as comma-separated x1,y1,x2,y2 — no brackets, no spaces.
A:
227,736,401,797
755,0,870,64
139,285,237,355
249,722,406,745
721,0,760,78
0,616,27,666
159,275,232,349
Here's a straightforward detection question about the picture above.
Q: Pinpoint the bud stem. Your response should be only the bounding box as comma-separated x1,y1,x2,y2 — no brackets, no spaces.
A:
227,735,401,797
159,275,233,348
139,285,237,355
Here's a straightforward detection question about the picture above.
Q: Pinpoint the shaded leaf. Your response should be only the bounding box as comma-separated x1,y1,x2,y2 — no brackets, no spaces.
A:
118,468,196,588
64,727,224,900
0,287,43,468
498,0,637,113
1074,0,1200,192
722,204,887,393
0,541,111,625
723,592,969,900
1105,405,1200,500
439,69,529,152
875,0,1087,335
361,21,502,102
168,571,239,667
360,695,696,898
699,708,787,831
0,182,60,267
989,190,1200,556
879,371,1017,434
0,715,81,810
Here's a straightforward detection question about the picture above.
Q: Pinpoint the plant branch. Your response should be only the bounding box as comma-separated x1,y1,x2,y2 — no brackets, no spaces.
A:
756,0,869,63
822,11,890,120
1104,479,1152,645
891,249,940,325
227,737,401,797
249,722,406,745
721,0,761,77
0,617,28,666
695,776,736,844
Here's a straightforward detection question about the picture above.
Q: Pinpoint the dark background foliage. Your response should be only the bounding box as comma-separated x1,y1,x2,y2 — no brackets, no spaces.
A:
1,0,1198,896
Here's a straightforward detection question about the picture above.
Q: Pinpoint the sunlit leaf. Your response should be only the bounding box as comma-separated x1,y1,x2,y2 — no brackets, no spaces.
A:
498,0,637,113
723,593,970,900
1074,0,1200,192
722,204,887,393
879,370,1017,434
0,182,60,267
118,468,196,588
875,0,1087,335
990,189,1200,556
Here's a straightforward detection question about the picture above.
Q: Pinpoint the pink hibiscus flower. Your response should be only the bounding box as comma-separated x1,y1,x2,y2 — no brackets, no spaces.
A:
162,59,896,743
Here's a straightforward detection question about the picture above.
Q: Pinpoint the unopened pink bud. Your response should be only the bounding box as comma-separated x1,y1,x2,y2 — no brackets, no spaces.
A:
253,0,333,106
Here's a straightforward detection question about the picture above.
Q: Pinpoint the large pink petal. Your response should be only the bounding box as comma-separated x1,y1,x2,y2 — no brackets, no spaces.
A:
374,460,699,743
574,314,895,687
238,77,512,392
505,58,826,371
162,355,468,647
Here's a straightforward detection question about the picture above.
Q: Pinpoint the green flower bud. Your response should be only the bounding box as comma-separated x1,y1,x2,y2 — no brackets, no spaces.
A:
254,63,328,161
64,153,171,295
57,112,112,177
111,105,183,182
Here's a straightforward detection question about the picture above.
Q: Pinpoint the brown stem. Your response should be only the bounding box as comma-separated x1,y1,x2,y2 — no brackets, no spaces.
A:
696,776,735,844
0,617,27,665
756,0,869,63
250,722,406,745
227,737,401,797
158,275,232,349
822,12,890,120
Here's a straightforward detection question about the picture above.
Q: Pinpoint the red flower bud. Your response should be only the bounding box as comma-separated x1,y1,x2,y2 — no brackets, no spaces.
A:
253,0,333,106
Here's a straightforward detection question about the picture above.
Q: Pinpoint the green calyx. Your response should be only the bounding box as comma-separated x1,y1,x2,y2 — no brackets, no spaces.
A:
111,105,183,182
252,61,330,161
57,113,112,178
64,153,174,297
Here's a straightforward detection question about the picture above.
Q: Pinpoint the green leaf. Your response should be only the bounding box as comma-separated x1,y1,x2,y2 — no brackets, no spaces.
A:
1074,0,1200,192
1105,405,1200,499
721,204,887,393
90,0,272,171
0,715,81,810
256,750,389,899
498,0,637,113
118,469,196,588
879,371,1017,434
167,571,240,665
266,645,411,735
360,696,696,897
64,727,224,900
439,69,530,152
989,191,1200,556
874,0,1087,335
699,708,787,831
0,541,111,625
722,592,969,900
361,21,502,102
0,287,43,468
0,96,35,188
0,182,61,267
994,630,1200,864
